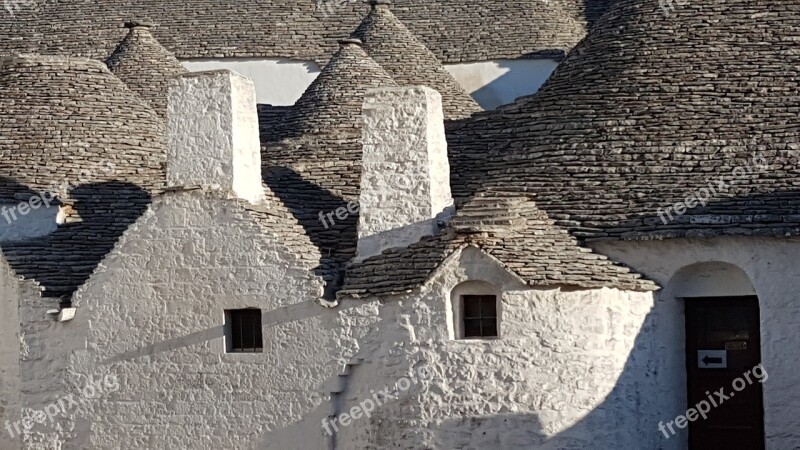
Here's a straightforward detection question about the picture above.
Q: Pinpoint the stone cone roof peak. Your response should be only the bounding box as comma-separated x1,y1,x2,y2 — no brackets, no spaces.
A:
278,39,397,138
351,0,482,120
106,20,187,117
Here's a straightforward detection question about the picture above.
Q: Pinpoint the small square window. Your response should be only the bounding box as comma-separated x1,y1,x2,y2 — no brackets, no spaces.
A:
462,295,498,339
225,309,263,353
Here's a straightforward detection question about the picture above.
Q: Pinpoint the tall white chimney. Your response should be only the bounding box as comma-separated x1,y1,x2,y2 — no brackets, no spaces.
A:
358,86,454,259
166,70,264,204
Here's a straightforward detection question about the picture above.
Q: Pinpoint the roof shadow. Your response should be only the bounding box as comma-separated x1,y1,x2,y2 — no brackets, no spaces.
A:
0,180,151,303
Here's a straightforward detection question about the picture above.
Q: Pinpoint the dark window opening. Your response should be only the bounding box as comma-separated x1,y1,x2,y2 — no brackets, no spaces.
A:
462,295,498,338
225,309,263,353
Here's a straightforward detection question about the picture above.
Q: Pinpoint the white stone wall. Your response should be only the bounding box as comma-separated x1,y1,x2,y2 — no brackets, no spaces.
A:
334,246,668,449
0,203,59,243
41,191,381,449
591,237,800,450
358,86,453,258
167,71,264,204
444,59,560,110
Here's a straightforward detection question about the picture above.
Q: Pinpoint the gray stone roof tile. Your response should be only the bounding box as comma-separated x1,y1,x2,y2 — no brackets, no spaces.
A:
351,0,482,120
454,0,800,241
106,20,189,117
340,190,659,298
0,55,167,299
261,40,398,292
0,0,611,64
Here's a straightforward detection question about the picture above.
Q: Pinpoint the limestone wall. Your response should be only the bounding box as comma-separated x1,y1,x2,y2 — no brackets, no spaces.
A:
335,246,668,449
591,237,800,450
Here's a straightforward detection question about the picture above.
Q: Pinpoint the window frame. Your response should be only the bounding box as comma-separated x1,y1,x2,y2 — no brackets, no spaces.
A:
461,294,499,339
224,308,264,353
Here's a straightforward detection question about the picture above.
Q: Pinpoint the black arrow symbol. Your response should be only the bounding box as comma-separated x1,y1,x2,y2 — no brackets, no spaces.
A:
702,355,723,366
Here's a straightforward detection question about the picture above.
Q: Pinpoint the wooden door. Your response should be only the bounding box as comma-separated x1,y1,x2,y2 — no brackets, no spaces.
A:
685,296,765,449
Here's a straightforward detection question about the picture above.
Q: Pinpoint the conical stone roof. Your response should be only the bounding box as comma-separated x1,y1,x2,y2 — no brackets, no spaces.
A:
275,38,398,140
472,0,800,241
106,20,188,117
262,39,398,293
0,55,167,299
351,0,482,120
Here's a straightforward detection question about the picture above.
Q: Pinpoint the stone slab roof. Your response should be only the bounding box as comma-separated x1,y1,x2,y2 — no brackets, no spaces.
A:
351,0,482,120
340,190,658,298
0,55,167,299
261,40,397,292
106,20,189,117
456,0,800,242
0,0,613,64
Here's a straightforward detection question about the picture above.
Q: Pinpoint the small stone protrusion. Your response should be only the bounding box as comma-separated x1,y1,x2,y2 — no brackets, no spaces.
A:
338,38,363,47
124,19,155,29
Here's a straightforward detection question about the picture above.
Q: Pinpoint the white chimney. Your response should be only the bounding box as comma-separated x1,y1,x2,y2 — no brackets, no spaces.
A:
166,70,264,204
358,86,454,259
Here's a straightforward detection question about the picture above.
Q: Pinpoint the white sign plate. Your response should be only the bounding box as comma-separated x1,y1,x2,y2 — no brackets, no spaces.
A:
698,350,727,369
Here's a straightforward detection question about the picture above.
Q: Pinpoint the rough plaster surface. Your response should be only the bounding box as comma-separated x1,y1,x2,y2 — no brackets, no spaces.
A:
358,86,453,258
9,199,672,449
591,237,800,450
0,256,24,450
335,246,669,450
167,70,264,204
8,189,796,449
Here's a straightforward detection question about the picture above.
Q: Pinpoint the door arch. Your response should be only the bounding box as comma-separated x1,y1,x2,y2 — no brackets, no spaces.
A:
671,262,765,449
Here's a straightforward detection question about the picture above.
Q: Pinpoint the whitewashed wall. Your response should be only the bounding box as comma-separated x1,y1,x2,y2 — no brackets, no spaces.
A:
335,246,669,450
0,203,59,242
0,255,25,450
591,237,800,450
54,191,383,450
181,58,558,110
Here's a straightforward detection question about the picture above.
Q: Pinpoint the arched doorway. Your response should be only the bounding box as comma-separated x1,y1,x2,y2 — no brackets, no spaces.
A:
672,262,765,449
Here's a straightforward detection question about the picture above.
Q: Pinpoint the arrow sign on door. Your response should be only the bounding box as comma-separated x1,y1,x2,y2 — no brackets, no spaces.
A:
698,350,727,369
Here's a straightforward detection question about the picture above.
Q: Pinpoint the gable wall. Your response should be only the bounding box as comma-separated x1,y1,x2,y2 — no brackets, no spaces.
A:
43,191,382,449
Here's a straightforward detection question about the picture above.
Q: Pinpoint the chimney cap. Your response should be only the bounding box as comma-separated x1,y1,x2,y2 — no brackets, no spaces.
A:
338,38,363,47
124,19,155,29
369,0,391,6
